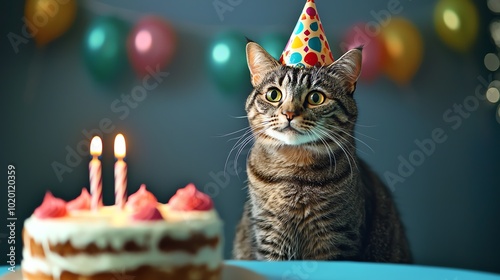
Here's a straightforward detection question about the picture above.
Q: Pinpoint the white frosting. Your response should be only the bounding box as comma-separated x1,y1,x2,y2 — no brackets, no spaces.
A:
22,204,223,279
22,245,223,277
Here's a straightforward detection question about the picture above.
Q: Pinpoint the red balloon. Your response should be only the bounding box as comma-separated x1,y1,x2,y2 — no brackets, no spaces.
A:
341,22,386,82
127,16,176,78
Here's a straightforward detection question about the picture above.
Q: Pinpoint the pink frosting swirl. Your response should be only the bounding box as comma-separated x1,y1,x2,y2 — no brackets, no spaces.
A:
131,205,164,221
126,184,158,212
168,183,213,211
66,188,91,211
34,192,67,219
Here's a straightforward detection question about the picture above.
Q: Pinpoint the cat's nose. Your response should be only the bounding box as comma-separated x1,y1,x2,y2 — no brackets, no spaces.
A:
282,110,296,121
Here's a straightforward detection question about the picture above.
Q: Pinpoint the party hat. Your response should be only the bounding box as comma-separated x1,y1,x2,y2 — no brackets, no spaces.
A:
279,0,334,67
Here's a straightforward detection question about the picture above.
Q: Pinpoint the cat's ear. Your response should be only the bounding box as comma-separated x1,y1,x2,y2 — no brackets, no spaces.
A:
328,47,363,93
246,42,280,87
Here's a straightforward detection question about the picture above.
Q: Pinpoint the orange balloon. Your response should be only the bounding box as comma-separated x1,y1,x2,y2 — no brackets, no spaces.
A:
381,18,423,85
24,0,77,46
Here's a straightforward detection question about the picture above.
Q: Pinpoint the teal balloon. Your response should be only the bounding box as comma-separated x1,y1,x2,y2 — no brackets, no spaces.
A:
208,31,249,94
83,16,129,82
260,33,287,60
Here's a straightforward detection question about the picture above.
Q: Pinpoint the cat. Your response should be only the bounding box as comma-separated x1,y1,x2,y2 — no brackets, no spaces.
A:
232,42,412,262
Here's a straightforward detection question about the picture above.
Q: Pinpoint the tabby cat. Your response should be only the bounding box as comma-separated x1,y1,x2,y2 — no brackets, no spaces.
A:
233,42,412,262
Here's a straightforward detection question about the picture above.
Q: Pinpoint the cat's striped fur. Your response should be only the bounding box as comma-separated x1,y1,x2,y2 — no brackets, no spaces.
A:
233,42,412,262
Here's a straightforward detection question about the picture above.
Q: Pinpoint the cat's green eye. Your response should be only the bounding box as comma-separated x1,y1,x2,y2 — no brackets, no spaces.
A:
266,89,282,103
307,91,325,106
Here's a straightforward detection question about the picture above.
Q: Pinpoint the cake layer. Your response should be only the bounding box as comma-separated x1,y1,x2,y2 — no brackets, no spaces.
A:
23,264,222,280
22,245,222,277
24,230,219,257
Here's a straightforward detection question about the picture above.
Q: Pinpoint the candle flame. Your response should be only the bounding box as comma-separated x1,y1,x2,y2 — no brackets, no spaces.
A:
114,134,126,159
90,136,102,156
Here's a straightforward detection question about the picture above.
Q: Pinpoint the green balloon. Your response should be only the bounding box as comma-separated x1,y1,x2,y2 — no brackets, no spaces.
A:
208,31,250,94
260,32,288,60
83,16,129,82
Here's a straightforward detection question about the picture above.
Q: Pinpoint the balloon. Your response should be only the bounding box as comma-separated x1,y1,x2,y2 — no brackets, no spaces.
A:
259,32,288,60
24,0,77,46
434,0,479,52
208,31,249,94
83,16,129,82
380,18,423,85
342,22,387,82
127,16,176,78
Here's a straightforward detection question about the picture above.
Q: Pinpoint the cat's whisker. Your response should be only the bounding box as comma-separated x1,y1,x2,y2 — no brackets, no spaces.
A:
234,135,257,174
229,115,249,119
309,129,336,172
227,134,247,143
234,134,256,172
326,123,377,142
224,137,249,176
231,123,270,175
310,130,359,207
314,126,357,180
224,125,266,175
327,123,378,141
322,124,374,155
318,128,358,156
329,130,370,157
345,119,378,128
353,130,378,141
225,128,257,144
215,126,253,138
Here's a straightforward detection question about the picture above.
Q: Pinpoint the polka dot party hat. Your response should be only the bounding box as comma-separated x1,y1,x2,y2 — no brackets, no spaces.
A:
279,0,334,67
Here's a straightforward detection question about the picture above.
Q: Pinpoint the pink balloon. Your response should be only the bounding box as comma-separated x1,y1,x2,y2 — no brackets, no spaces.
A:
341,22,385,82
127,16,176,78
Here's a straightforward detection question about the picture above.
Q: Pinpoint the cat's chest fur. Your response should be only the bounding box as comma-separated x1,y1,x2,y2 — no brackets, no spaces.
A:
246,144,365,260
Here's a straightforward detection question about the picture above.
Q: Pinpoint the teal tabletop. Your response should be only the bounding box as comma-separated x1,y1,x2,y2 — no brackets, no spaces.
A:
224,261,500,280
2,261,500,280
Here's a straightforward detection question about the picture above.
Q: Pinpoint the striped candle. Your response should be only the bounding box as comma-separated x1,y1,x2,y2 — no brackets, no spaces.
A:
114,134,127,209
89,136,103,210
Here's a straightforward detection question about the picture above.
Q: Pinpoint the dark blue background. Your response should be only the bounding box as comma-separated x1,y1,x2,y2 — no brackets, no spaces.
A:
1,0,499,274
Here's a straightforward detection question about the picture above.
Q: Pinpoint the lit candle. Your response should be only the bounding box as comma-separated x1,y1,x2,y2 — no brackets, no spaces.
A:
114,134,127,209
89,136,103,210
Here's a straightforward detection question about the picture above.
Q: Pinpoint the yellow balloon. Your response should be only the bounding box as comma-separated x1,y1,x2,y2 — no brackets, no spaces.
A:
381,18,423,85
434,0,479,53
24,0,77,46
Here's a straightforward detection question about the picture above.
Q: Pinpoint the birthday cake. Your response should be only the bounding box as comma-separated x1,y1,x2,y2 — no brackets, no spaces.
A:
21,183,223,280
